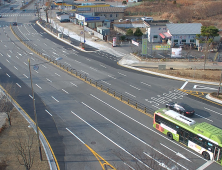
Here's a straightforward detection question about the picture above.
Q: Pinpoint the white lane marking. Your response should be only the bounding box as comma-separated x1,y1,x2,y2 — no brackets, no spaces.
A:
196,160,214,170
62,89,69,94
14,66,18,70
204,107,222,116
51,48,56,51
7,54,11,58
6,59,10,63
74,59,81,64
129,85,141,90
9,50,12,53
16,83,21,88
34,70,38,73
62,50,68,54
51,96,59,102
70,111,153,169
193,85,217,90
45,109,52,116
82,103,188,170
64,62,71,66
141,82,151,86
6,73,10,77
160,143,191,162
29,94,34,99
52,52,58,55
90,94,205,160
89,67,97,71
195,113,213,122
35,84,42,89
180,81,188,89
80,70,89,75
55,73,60,77
44,43,47,46
0,53,3,56
125,92,136,98
42,65,47,68
66,128,86,144
17,52,22,56
101,80,111,86
70,82,77,87
23,74,28,78
46,78,52,82
23,62,28,66
4,45,7,47
17,47,20,50
118,72,126,76
16,56,19,59
108,75,116,79
124,163,135,170
100,64,106,68
86,58,91,61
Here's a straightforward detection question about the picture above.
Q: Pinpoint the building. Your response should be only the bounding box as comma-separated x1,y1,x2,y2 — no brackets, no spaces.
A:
144,20,170,43
76,7,125,21
166,23,202,46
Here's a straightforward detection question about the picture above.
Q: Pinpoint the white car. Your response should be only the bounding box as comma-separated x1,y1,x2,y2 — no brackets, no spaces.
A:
141,17,153,21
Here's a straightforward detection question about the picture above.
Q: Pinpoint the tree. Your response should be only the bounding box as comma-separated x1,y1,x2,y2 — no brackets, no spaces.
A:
0,83,16,126
13,128,38,170
196,26,219,43
126,29,133,36
134,28,143,37
196,26,219,69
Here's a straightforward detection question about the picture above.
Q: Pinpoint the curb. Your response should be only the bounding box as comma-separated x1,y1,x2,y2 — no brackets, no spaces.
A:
206,94,222,104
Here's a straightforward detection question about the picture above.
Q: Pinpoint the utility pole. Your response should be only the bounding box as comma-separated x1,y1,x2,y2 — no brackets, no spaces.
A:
218,71,222,97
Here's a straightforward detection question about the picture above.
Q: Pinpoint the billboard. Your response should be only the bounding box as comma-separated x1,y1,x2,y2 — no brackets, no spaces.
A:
142,39,147,55
113,37,117,47
152,45,171,50
85,17,100,21
171,48,182,58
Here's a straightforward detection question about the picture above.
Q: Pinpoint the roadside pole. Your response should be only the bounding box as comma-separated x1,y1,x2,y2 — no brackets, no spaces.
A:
217,71,222,97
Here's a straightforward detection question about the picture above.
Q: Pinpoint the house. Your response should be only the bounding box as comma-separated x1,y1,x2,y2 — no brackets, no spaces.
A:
56,12,69,21
144,20,170,43
76,7,125,21
97,26,110,36
166,23,202,46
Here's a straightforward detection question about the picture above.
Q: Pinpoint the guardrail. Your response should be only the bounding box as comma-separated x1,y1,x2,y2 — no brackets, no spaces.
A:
10,25,154,118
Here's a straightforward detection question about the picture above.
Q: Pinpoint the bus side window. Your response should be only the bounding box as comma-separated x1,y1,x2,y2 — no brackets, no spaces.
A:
207,142,214,152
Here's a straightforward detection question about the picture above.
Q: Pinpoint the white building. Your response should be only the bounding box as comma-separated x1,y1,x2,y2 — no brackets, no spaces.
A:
144,20,170,43
166,23,202,46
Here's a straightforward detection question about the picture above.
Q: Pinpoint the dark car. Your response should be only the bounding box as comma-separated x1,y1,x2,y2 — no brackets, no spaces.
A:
0,14,2,18
12,22,17,26
166,102,195,116
60,19,70,23
10,7,14,10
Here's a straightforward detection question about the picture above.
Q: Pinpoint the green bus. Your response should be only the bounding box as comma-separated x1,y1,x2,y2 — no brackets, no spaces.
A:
153,108,222,164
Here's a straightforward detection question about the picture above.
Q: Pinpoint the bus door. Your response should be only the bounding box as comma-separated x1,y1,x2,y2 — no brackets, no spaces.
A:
214,147,220,161
178,129,189,146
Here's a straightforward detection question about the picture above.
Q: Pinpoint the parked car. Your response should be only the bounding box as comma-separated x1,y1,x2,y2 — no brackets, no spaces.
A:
0,14,2,18
60,19,70,23
166,102,195,116
10,7,14,10
141,17,153,21
12,22,17,26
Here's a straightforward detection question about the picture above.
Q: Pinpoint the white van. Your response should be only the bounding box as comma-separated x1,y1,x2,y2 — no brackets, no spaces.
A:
141,17,153,22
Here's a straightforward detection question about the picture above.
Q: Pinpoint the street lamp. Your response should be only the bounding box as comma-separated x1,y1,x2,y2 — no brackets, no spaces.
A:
28,57,62,161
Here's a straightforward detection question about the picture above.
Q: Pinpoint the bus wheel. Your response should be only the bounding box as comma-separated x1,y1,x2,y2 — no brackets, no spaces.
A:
202,151,210,160
167,132,173,140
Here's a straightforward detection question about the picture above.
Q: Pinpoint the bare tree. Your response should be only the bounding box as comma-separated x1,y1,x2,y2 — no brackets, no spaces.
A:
12,128,38,170
0,83,16,126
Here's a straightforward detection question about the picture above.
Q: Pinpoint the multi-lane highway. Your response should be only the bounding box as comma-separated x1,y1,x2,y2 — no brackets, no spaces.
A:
1,1,222,170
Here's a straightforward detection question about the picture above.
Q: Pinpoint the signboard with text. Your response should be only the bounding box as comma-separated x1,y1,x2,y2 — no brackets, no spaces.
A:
171,48,182,58
142,39,147,55
152,45,171,50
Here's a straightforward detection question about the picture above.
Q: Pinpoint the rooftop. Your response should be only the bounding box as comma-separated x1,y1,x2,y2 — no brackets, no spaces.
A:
166,23,202,35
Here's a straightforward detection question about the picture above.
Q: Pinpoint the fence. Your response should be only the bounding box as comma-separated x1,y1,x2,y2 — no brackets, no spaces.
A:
84,26,104,40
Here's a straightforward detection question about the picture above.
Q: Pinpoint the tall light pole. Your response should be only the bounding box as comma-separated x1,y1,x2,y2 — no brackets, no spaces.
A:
218,71,222,97
28,58,42,161
28,57,62,161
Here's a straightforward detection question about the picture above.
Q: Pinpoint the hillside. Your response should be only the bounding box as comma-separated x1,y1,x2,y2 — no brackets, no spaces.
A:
125,0,222,32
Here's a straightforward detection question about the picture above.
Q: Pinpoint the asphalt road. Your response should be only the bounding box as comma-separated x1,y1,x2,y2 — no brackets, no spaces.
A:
0,1,222,170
